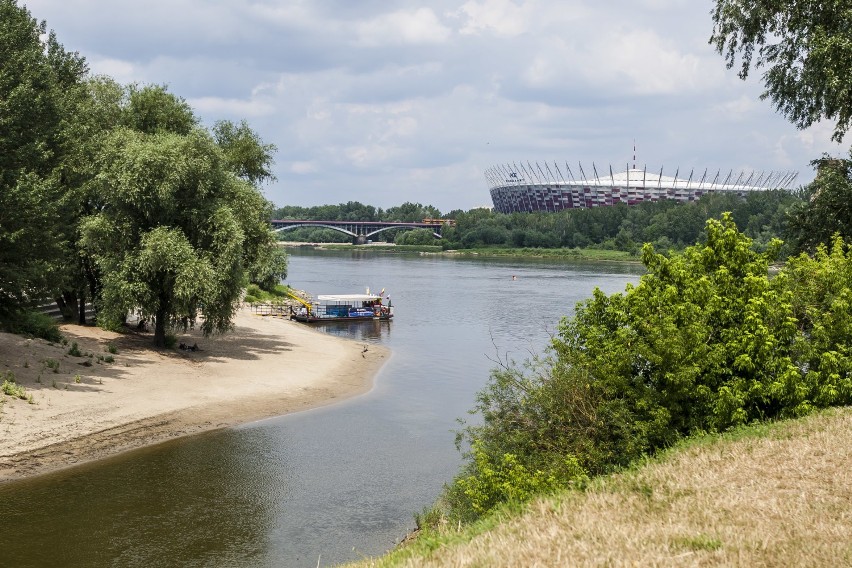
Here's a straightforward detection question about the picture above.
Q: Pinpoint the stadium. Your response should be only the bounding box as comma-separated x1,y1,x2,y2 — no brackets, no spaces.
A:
485,163,799,213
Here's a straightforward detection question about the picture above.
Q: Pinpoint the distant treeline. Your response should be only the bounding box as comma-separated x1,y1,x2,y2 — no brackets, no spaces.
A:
273,190,803,254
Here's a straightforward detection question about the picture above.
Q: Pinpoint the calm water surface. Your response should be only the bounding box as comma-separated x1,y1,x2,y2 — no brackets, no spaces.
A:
0,250,641,567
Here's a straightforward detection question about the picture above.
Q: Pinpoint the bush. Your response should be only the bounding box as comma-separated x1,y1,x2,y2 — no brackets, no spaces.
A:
2,373,28,400
67,341,82,357
446,214,852,523
2,310,62,343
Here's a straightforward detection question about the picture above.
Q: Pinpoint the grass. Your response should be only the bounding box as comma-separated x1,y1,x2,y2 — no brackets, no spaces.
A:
1,372,34,404
288,242,638,261
43,358,59,373
243,283,293,304
351,407,852,567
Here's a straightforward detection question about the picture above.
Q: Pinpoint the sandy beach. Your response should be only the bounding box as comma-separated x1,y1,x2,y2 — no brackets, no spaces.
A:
0,309,389,483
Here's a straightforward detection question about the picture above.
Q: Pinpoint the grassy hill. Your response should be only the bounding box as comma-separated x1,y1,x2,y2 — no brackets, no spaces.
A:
353,407,852,567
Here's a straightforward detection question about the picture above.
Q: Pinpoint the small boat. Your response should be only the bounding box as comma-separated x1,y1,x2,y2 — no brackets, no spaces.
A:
289,291,394,323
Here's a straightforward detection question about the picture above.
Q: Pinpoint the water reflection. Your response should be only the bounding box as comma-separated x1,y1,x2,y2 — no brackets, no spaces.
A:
1,429,291,568
306,319,391,343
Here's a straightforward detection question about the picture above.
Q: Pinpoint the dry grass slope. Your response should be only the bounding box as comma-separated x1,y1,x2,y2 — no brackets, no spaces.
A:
363,408,852,567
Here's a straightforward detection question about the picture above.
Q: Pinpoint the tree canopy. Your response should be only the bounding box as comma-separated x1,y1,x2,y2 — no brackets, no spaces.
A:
787,155,852,252
711,0,852,142
81,126,280,346
0,0,86,318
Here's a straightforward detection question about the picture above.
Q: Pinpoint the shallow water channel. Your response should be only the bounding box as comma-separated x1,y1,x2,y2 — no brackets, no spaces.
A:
0,250,641,567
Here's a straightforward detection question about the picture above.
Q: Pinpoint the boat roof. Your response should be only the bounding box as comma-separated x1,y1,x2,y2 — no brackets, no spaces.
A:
316,294,383,302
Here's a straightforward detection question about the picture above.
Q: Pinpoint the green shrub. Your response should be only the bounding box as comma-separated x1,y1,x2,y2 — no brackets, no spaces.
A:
104,355,114,364
446,440,587,521
67,342,82,357
447,214,852,524
2,310,62,343
106,343,118,354
164,333,177,349
1,373,28,400
246,284,262,298
243,295,259,304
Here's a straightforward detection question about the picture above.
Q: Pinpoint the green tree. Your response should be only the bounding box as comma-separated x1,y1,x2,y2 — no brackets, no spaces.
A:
787,156,852,252
711,1,852,142
0,0,87,319
81,126,279,347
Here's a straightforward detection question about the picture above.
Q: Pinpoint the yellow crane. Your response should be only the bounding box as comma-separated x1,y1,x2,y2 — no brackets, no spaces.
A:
286,290,313,315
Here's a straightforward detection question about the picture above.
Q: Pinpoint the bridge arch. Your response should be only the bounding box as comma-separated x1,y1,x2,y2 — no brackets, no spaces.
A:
273,223,356,238
364,225,442,239
272,222,443,243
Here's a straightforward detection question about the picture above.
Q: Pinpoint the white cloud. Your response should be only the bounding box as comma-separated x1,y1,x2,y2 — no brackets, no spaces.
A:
453,0,533,36
20,0,839,210
354,8,451,46
188,96,276,118
87,57,138,84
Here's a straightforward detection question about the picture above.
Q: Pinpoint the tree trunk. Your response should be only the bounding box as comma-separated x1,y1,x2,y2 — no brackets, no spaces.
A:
154,288,171,348
154,307,167,348
78,289,86,325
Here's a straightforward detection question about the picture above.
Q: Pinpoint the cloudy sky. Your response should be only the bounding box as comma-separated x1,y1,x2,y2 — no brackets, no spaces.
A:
23,0,845,212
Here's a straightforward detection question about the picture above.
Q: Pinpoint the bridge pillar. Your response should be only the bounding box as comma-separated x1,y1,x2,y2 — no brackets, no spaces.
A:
353,235,368,245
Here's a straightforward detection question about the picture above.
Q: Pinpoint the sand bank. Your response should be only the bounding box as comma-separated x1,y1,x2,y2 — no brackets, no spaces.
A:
0,309,389,483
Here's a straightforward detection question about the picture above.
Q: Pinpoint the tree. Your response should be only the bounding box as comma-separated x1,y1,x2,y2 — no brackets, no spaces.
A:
212,119,277,186
711,1,852,142
787,155,852,252
81,126,280,347
0,0,87,318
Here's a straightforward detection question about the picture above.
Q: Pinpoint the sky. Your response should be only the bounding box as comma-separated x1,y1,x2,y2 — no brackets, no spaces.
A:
22,0,847,213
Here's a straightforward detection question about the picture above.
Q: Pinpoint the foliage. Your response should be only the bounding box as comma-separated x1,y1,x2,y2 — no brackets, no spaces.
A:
711,1,852,142
80,121,280,346
1,310,63,343
444,214,852,523
394,228,437,246
243,283,292,304
787,156,852,253
1,373,29,400
0,0,87,319
213,119,277,186
67,342,82,357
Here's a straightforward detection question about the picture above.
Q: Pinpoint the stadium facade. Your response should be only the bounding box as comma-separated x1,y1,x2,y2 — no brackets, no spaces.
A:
485,163,799,213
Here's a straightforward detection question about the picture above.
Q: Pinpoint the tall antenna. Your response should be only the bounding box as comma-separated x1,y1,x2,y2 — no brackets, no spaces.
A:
633,139,636,170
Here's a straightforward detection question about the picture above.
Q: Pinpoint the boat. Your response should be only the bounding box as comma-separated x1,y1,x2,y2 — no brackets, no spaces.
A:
289,291,394,323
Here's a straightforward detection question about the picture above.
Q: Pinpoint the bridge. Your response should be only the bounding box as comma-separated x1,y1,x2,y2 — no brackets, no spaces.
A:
271,218,456,244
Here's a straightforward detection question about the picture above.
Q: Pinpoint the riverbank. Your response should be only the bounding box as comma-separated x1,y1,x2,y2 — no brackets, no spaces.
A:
360,407,852,567
281,241,640,262
0,309,389,483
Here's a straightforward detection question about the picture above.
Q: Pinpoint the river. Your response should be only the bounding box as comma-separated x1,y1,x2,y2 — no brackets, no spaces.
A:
0,250,642,567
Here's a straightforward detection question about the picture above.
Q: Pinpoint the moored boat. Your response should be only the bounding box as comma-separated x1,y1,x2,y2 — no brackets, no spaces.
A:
289,291,393,323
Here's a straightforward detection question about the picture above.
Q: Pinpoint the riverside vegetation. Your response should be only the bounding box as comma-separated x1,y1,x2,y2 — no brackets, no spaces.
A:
356,215,852,565
0,0,286,348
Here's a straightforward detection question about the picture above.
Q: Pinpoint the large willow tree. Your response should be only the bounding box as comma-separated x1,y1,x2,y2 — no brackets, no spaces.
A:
81,125,280,347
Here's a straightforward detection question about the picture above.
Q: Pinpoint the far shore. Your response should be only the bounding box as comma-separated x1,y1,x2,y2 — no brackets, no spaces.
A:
0,308,389,483
279,241,640,262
